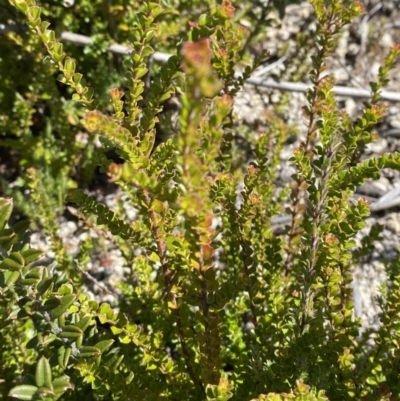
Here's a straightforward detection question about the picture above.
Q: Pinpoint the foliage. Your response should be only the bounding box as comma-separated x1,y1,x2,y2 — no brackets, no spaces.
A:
1,0,400,400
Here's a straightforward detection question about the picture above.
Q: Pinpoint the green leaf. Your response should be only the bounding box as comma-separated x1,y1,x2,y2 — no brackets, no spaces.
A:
98,303,115,323
21,249,43,264
9,385,38,400
59,325,83,339
52,375,73,396
77,346,101,358
0,228,14,243
24,266,42,280
43,297,61,311
0,198,13,230
75,314,93,332
27,6,41,21
3,252,25,270
95,339,115,353
20,277,41,286
36,356,53,390
49,294,76,319
12,220,30,236
37,277,53,296
4,271,20,288
64,57,76,76
58,347,72,369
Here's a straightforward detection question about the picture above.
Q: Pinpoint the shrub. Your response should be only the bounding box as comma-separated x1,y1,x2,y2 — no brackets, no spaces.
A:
1,0,400,400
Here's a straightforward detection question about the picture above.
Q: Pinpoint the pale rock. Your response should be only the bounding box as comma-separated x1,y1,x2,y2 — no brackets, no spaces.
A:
385,214,400,233
380,32,394,48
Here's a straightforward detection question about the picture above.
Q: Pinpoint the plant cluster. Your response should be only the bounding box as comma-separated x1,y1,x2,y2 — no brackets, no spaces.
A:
1,0,400,400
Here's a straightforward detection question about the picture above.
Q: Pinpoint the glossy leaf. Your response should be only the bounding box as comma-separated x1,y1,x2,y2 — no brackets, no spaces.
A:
0,198,13,230
49,294,76,319
9,385,38,400
35,356,53,389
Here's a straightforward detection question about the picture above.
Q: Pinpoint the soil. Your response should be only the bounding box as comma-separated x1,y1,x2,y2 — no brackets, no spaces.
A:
24,0,400,333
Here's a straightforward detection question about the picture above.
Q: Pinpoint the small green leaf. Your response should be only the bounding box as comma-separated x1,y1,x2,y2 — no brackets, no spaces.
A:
4,271,20,288
41,334,58,346
75,315,93,332
58,347,72,369
98,303,115,323
135,67,148,79
141,45,153,58
21,249,43,264
37,277,53,296
73,73,83,85
24,266,42,280
9,385,38,400
0,228,14,243
95,339,115,353
49,294,76,319
36,356,53,390
26,336,38,349
145,30,154,43
52,42,64,56
20,277,40,286
12,220,30,236
59,325,83,339
77,346,101,358
52,375,73,395
64,57,76,76
0,198,13,230
3,252,25,270
27,6,41,21
43,297,61,311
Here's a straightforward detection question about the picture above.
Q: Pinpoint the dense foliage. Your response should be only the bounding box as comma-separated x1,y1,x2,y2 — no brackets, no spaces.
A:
1,0,400,400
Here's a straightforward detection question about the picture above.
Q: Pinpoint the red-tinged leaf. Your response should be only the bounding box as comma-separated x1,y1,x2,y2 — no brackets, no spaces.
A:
183,38,212,74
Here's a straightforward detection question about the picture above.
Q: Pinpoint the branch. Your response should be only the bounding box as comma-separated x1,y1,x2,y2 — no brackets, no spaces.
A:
2,25,400,102
272,190,400,229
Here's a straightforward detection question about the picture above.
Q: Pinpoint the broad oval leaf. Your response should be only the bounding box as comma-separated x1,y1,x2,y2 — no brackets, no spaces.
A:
42,297,61,311
21,249,44,264
52,375,73,395
49,294,76,319
0,198,13,230
58,346,72,369
77,346,101,359
0,228,14,243
37,277,53,296
9,385,38,400
75,314,93,332
12,220,30,236
36,356,53,389
3,252,25,270
4,271,20,288
95,339,115,353
59,325,82,339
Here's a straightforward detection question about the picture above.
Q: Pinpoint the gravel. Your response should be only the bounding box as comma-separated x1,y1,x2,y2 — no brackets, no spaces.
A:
27,0,400,334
